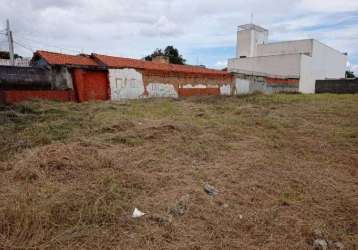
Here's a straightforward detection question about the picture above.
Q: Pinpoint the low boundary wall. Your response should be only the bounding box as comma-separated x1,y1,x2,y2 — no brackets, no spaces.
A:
316,79,358,94
0,90,75,104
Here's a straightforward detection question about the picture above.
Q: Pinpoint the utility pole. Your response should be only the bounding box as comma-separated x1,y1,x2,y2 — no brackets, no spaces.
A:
6,19,15,66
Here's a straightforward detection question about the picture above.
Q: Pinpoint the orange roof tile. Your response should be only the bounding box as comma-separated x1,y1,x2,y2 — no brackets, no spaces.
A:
35,50,99,67
93,54,230,76
34,51,232,77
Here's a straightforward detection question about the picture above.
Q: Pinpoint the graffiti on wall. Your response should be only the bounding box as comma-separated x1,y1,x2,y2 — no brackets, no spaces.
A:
109,69,145,100
220,84,231,95
147,83,178,98
109,69,233,100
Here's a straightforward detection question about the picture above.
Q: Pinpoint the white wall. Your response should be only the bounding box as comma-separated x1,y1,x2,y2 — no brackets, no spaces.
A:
0,58,31,67
312,40,347,79
299,40,347,93
257,39,313,57
299,55,314,93
108,69,145,100
147,83,178,98
108,68,232,100
237,28,268,58
237,29,253,58
228,54,302,78
235,79,250,94
220,84,231,95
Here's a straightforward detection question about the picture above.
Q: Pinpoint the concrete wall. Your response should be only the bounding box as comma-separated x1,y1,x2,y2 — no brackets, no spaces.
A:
108,68,234,100
299,40,347,93
51,67,73,90
311,41,347,80
0,58,31,67
234,74,299,94
109,69,146,100
316,78,358,93
228,54,302,78
0,66,52,90
298,55,313,93
257,39,313,57
237,28,268,58
0,65,74,91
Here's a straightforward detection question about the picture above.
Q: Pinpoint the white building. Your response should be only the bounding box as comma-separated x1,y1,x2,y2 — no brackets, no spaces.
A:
228,24,347,94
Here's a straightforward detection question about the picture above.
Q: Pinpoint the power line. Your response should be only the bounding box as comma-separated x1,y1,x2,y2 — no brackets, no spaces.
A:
13,40,35,53
15,33,82,54
1,20,84,56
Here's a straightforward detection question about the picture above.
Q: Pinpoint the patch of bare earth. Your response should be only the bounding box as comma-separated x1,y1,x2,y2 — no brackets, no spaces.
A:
0,94,357,249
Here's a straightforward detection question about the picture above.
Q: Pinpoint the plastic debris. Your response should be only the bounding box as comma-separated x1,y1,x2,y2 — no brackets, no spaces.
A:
204,184,219,196
132,208,146,218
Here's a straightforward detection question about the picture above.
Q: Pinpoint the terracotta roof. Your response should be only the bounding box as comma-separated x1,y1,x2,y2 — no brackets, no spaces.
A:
35,50,98,67
93,54,230,76
34,51,231,76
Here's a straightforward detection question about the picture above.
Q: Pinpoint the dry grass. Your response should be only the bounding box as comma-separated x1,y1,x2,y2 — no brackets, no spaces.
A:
0,94,357,249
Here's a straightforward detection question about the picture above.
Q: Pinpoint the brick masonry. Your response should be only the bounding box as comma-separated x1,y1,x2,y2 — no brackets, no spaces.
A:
141,69,234,97
0,90,75,104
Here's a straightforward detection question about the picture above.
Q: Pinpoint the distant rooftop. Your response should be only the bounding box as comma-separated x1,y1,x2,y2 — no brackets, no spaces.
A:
238,24,268,33
33,50,231,76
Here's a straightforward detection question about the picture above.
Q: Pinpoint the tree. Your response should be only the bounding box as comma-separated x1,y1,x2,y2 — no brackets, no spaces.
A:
0,51,22,59
144,49,164,61
145,46,186,65
346,70,356,78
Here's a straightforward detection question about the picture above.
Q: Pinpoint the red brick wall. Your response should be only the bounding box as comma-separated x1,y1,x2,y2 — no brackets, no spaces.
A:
141,69,234,97
266,77,299,85
0,90,75,104
178,88,220,97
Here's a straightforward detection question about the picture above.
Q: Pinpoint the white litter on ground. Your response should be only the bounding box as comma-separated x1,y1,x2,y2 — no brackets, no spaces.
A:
132,208,146,218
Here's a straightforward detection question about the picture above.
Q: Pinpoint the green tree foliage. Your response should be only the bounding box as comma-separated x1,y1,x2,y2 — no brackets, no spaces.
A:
0,51,22,59
145,46,186,65
346,70,356,78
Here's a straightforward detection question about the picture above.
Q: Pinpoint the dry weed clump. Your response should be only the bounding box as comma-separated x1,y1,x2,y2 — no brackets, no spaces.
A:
0,95,357,249
0,144,134,249
9,143,113,182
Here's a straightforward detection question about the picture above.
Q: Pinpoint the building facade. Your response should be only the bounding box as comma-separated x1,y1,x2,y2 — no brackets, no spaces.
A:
93,54,233,101
228,24,347,94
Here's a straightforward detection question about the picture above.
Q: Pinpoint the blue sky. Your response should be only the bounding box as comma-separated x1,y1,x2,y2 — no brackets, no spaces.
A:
0,0,357,73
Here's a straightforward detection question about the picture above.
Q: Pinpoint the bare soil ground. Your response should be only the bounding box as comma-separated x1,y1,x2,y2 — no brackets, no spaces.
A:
0,94,357,250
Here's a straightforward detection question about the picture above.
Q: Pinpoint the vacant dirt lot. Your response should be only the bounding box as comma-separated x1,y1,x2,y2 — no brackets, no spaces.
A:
0,94,357,250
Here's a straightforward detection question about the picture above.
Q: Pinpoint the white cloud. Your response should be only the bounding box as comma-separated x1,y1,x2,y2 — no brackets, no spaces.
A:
214,60,227,69
299,0,358,12
347,61,358,75
141,16,182,37
0,0,357,67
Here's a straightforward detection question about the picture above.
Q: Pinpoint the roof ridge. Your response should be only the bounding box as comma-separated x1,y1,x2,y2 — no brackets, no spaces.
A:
38,50,90,57
35,50,230,74
93,53,225,72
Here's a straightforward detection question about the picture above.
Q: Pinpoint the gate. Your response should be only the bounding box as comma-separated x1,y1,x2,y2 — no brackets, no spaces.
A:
72,69,110,102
